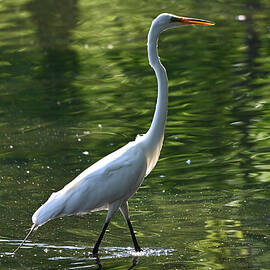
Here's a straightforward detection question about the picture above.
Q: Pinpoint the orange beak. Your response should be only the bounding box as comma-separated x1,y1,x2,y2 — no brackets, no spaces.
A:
171,16,215,26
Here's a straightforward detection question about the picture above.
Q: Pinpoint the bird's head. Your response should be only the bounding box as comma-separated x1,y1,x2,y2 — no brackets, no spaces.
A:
153,13,215,32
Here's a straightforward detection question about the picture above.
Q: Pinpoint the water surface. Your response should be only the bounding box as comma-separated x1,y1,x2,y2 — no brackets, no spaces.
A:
1,0,270,269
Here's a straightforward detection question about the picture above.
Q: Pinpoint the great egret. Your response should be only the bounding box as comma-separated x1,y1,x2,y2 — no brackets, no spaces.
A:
14,13,214,255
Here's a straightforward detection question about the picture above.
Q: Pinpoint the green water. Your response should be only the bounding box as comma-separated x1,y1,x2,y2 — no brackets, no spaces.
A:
1,0,270,269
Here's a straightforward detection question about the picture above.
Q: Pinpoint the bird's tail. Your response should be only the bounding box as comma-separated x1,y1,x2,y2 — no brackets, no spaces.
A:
13,224,37,254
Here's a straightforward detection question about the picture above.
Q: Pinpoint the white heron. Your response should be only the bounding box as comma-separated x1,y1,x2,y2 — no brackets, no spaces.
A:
14,13,214,255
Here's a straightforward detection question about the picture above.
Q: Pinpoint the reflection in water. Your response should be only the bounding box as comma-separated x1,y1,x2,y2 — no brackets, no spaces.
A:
25,0,82,121
1,238,174,269
230,2,262,187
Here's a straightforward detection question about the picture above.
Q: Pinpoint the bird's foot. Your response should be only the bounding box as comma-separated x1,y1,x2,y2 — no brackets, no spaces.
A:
92,246,99,256
135,245,142,252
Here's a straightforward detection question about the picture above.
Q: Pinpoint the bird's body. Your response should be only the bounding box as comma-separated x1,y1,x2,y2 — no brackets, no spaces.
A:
14,13,214,255
33,138,148,227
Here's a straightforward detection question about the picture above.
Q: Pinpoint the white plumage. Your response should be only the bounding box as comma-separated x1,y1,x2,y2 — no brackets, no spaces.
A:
14,13,214,255
33,139,147,227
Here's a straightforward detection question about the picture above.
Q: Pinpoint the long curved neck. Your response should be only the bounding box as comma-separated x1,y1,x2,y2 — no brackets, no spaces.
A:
147,28,168,138
143,24,168,174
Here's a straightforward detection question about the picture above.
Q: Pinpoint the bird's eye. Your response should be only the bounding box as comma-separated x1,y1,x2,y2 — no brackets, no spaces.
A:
170,16,181,23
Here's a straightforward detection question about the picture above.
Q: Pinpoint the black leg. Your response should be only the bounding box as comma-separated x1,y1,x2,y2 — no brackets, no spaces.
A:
127,219,142,252
93,221,109,255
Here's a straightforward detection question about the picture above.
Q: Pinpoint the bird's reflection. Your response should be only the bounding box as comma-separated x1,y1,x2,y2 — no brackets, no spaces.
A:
94,256,102,270
94,255,138,270
128,257,138,270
